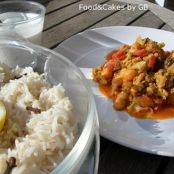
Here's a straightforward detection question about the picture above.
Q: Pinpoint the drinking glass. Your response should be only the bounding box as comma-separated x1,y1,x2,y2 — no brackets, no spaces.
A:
0,1,46,44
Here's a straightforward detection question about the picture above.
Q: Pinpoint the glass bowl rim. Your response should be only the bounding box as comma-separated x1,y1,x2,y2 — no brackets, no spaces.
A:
0,39,98,173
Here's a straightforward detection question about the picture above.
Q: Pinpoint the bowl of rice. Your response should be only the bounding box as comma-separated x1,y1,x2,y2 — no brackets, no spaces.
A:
0,40,99,174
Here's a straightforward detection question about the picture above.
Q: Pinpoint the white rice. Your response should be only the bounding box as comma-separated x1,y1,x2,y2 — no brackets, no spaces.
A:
0,64,76,174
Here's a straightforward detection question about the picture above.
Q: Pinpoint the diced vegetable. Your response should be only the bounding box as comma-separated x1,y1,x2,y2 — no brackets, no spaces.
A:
167,63,174,74
155,71,167,88
137,95,154,107
104,60,120,71
165,57,174,67
147,55,156,69
133,49,148,57
111,50,126,60
131,61,146,71
136,36,148,46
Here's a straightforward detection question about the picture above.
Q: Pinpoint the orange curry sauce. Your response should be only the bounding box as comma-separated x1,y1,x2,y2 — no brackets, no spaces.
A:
99,84,174,120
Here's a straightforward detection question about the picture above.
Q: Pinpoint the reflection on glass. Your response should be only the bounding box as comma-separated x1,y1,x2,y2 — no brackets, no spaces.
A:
155,0,165,6
154,0,174,11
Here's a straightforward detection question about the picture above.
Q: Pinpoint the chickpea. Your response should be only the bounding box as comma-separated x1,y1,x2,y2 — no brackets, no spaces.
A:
154,52,159,57
101,67,113,79
120,69,137,81
112,77,123,91
114,92,129,110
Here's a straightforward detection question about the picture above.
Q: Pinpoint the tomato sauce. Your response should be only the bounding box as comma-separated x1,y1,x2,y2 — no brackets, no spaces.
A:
150,107,174,119
99,84,174,120
99,84,112,98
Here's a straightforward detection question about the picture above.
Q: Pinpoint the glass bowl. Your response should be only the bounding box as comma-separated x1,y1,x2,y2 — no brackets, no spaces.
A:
0,40,99,174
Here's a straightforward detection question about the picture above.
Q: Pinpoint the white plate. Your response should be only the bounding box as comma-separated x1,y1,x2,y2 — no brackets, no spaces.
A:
55,26,174,156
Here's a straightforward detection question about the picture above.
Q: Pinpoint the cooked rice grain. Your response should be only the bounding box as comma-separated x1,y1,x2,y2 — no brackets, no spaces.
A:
0,65,76,174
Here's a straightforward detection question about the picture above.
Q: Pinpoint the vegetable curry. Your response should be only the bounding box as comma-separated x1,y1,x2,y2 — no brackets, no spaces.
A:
92,37,174,119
